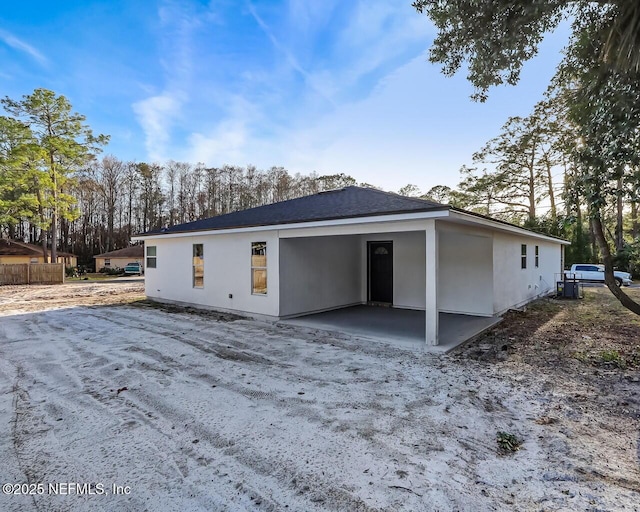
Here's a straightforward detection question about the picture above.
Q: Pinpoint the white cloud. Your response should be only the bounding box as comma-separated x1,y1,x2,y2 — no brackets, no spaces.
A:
186,120,248,165
278,56,510,191
328,1,433,92
286,0,339,33
132,92,183,162
0,29,47,65
181,94,262,165
247,1,336,105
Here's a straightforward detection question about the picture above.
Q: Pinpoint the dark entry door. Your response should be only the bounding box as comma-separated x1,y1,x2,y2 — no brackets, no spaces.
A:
368,241,393,304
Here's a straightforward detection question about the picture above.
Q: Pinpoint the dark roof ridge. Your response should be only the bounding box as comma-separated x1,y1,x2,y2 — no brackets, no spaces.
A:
346,186,447,208
138,185,448,236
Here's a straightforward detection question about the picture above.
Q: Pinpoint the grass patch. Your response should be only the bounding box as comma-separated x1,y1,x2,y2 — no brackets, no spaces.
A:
461,288,640,370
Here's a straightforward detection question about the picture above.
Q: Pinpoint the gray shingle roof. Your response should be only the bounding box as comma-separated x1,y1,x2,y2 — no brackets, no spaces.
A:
0,239,76,257
94,245,144,259
143,186,448,236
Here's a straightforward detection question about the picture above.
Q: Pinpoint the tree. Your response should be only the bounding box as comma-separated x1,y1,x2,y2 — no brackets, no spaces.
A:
93,156,124,253
0,117,41,238
1,89,108,262
469,115,550,222
555,15,640,314
398,184,422,197
414,0,640,315
317,173,357,191
413,0,640,101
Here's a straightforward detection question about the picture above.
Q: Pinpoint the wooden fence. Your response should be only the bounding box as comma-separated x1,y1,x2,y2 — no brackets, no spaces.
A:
0,264,65,285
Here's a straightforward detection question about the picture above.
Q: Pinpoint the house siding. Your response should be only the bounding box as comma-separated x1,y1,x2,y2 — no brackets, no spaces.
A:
279,236,361,317
144,231,280,319
492,233,561,314
360,231,426,310
438,225,494,316
95,256,143,271
139,217,565,325
0,255,77,266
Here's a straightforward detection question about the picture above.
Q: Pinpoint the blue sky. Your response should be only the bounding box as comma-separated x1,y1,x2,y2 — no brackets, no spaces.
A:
1,1,569,192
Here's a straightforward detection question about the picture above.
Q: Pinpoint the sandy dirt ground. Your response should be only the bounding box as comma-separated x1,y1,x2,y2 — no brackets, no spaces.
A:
0,282,638,511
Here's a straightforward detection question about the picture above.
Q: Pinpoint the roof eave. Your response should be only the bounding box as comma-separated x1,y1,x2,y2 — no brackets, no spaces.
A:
131,208,451,241
448,209,571,244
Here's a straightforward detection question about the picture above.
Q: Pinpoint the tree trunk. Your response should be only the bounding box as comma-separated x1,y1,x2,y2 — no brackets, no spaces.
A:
528,146,536,222
35,186,48,264
41,233,48,264
615,176,624,251
589,220,598,261
546,161,556,222
50,211,57,263
591,215,640,315
50,153,58,264
631,201,639,239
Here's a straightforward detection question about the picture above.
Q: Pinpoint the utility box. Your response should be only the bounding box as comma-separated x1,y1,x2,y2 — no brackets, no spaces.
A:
556,276,583,299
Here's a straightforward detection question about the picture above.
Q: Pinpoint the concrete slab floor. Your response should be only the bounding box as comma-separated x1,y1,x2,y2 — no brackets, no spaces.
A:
281,305,502,353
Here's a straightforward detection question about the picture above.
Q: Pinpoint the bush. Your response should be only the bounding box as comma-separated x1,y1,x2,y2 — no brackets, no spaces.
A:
497,431,522,453
613,240,640,278
65,266,77,277
99,266,124,275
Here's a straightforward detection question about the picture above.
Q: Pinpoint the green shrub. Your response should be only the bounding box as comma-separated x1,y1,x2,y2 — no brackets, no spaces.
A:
99,266,124,276
497,431,522,453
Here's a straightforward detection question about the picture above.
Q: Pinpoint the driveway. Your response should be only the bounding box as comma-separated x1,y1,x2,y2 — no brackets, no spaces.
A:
0,283,636,511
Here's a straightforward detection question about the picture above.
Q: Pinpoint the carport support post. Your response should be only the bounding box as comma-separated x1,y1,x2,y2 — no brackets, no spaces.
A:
425,219,438,345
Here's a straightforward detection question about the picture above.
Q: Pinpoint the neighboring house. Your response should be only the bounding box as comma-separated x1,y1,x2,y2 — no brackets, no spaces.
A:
94,245,144,271
132,186,569,346
0,239,78,266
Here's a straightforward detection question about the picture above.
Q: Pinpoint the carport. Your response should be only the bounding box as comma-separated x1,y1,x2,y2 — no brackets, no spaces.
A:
281,306,502,352
278,218,497,349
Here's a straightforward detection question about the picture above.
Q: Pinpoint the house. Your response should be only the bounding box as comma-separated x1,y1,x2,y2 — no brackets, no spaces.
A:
94,245,144,271
132,186,568,347
0,239,78,267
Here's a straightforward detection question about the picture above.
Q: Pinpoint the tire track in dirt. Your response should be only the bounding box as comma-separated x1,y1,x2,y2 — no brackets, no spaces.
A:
75,313,506,509
3,286,637,510
38,310,435,509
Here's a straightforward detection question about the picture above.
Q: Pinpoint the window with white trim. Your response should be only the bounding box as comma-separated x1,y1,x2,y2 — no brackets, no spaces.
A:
193,244,204,288
251,242,267,295
146,246,157,268
535,245,539,268
521,244,527,269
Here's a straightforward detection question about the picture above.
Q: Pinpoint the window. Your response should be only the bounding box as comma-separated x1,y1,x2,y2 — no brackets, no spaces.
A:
521,244,527,269
105,258,111,267
193,244,204,288
535,246,539,268
146,246,157,268
251,242,267,295
30,258,38,264
576,265,598,272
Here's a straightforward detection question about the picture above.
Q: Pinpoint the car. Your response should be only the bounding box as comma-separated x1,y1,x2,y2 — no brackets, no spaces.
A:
564,264,632,286
123,262,143,276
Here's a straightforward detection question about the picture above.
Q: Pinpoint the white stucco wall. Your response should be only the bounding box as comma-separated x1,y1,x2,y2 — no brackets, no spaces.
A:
279,236,361,317
140,216,565,321
438,227,494,316
143,230,280,319
492,232,561,314
360,231,426,310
